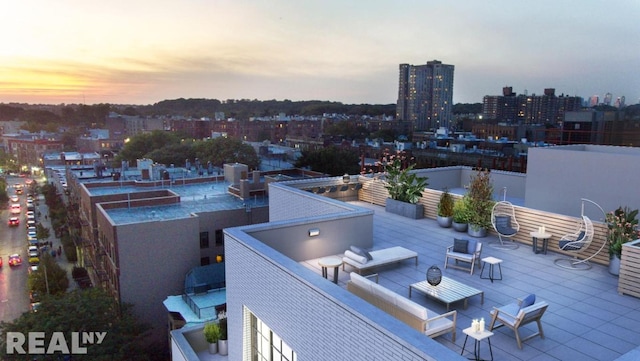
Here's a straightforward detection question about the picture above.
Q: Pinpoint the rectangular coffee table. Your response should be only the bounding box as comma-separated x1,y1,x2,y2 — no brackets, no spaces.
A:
409,277,484,311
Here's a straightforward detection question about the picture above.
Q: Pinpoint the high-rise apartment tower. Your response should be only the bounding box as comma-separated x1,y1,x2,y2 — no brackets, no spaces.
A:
396,60,455,131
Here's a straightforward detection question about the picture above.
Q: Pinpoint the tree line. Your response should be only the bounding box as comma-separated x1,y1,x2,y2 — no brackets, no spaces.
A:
0,99,494,129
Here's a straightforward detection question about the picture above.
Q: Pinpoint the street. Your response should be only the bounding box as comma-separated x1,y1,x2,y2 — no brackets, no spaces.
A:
0,176,30,322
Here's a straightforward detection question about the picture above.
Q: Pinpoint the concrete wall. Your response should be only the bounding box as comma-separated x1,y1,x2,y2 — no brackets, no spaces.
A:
115,215,201,344
417,166,526,200
223,226,462,361
265,183,374,260
170,325,205,361
525,145,640,217
268,182,365,222
247,214,373,262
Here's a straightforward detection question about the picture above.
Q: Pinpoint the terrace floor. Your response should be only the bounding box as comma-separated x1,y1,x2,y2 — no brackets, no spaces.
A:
302,201,640,361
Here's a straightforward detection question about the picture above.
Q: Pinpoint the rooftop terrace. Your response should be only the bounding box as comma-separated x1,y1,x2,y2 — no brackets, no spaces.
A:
302,201,640,361
94,181,268,225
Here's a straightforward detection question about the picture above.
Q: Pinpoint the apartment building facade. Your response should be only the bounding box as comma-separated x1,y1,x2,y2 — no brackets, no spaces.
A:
397,60,455,131
61,163,270,347
482,87,583,125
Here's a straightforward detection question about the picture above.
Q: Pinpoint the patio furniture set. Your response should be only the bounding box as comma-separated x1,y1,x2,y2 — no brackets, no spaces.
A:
336,241,548,356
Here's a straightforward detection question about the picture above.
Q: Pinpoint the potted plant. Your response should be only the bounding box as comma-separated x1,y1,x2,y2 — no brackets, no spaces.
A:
203,322,221,354
218,314,228,356
465,169,495,237
452,197,471,232
437,188,455,228
606,206,640,275
381,150,429,219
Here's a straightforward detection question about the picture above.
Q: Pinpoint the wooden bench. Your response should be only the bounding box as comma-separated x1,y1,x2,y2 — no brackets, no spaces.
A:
347,272,457,341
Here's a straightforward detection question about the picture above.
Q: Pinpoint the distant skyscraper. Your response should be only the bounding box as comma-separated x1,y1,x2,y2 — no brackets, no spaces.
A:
589,95,599,107
396,60,454,131
614,96,626,108
604,92,612,106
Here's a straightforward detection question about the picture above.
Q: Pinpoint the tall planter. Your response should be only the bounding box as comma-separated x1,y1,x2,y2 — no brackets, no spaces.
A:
609,254,621,276
437,189,454,228
385,198,424,219
218,317,228,356
465,169,494,235
218,340,228,356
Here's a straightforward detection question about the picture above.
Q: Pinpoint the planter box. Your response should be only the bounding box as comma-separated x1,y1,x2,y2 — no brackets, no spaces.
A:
385,198,424,219
618,239,640,298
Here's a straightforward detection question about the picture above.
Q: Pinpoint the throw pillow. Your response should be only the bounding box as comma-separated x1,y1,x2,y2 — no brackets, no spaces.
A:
453,238,468,253
466,239,478,254
520,294,536,309
344,250,368,264
350,246,372,260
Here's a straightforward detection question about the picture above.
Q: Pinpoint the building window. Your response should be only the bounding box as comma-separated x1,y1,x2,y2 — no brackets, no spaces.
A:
215,229,224,246
200,257,210,266
200,232,209,249
250,312,296,361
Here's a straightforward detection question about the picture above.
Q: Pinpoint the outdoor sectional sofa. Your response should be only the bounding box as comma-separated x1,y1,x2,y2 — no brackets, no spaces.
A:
347,272,457,341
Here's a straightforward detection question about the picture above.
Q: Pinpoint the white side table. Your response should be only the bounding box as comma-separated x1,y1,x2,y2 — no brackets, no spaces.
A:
480,257,503,283
461,326,494,361
318,256,343,283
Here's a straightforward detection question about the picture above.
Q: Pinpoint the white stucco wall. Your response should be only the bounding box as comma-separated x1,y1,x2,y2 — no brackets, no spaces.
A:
525,145,640,217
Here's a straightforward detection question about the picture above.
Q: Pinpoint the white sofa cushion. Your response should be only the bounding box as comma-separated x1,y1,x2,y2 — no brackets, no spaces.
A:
344,250,368,264
395,293,428,320
350,272,374,293
371,282,397,306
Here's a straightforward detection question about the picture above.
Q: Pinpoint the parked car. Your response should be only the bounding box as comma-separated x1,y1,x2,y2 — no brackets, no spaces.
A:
10,195,19,202
8,254,22,266
30,302,41,312
29,291,40,303
8,217,20,226
28,245,39,258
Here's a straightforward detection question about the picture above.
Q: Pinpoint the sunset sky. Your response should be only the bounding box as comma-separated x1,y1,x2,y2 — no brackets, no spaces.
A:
1,1,638,106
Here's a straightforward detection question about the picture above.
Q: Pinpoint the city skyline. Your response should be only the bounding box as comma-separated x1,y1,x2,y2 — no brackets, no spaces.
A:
1,1,638,106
